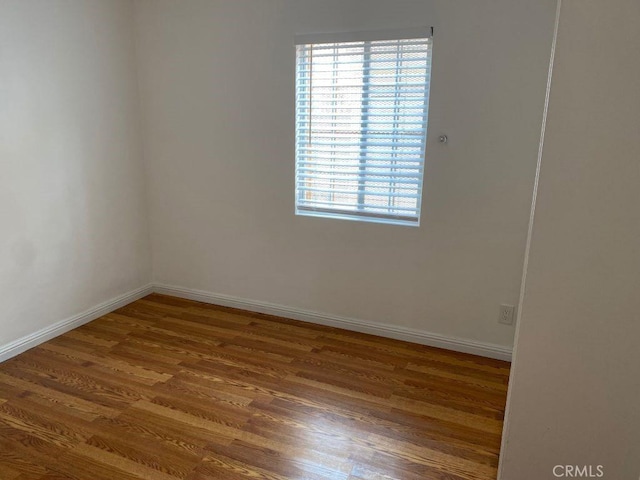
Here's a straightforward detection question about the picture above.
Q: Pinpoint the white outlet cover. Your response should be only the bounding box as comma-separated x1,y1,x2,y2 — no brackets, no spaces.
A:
499,304,516,325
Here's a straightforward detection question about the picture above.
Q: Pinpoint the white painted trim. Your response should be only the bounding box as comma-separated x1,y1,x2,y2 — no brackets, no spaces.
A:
295,27,432,45
497,1,563,478
0,281,512,364
153,284,513,361
0,284,153,363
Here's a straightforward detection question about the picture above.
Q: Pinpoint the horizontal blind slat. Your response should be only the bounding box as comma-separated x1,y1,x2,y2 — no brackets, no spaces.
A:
297,160,424,169
300,187,420,200
300,120,425,126
298,168,422,176
299,157,425,165
296,113,427,118
297,174,422,183
298,201,419,214
298,178,422,188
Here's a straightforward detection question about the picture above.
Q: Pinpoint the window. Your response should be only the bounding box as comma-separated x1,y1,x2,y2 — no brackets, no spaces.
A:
295,28,433,226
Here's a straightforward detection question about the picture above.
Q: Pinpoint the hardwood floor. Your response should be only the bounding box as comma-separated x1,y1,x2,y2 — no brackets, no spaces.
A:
0,294,510,480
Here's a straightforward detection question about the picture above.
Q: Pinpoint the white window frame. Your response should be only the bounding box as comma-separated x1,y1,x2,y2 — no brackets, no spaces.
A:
295,27,433,226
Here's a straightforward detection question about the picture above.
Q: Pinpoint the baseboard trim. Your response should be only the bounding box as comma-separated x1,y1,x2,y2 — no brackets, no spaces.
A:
0,282,512,363
153,284,513,361
0,284,153,363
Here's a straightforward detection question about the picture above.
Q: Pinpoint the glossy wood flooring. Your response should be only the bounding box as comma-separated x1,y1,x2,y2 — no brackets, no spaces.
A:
0,294,510,480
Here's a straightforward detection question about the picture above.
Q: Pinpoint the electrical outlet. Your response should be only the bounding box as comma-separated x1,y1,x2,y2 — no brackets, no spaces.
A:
499,304,516,325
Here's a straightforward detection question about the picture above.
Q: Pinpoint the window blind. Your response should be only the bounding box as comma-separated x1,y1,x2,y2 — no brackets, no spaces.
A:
295,32,432,225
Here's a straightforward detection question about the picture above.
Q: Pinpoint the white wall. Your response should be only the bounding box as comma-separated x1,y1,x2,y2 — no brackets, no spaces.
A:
0,1,151,347
499,0,640,478
134,0,557,350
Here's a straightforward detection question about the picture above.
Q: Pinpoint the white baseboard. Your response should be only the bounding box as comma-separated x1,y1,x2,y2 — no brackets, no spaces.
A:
153,284,513,362
0,282,512,363
0,284,153,363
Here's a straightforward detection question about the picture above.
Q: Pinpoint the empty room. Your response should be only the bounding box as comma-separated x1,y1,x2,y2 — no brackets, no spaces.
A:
0,0,638,479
